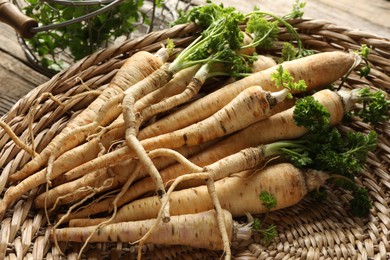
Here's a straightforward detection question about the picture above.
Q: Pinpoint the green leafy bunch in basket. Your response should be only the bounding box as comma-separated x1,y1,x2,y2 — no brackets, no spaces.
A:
23,0,148,72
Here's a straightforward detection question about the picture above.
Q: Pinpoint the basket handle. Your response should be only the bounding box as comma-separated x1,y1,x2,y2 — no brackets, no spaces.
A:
0,0,37,38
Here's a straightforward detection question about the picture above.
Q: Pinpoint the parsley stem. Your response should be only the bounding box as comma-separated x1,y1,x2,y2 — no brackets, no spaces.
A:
246,11,303,55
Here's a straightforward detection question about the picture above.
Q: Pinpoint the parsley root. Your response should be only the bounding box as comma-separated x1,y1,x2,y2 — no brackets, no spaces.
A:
69,163,329,226
52,209,237,251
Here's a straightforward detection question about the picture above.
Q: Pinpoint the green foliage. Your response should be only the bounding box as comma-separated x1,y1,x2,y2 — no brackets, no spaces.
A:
246,1,313,58
359,66,371,78
353,88,390,124
172,1,235,29
166,38,175,53
284,0,306,19
271,65,307,93
263,96,378,216
356,44,371,78
210,46,253,77
23,0,146,71
313,130,377,176
331,176,372,216
175,1,307,71
173,1,311,77
309,188,328,202
292,97,378,217
251,192,278,244
169,2,250,77
259,191,277,210
349,187,372,217
247,10,305,57
293,95,330,132
251,219,277,244
261,224,278,244
279,42,315,62
273,94,381,176
199,9,244,54
280,146,313,168
280,42,300,62
276,128,376,216
251,218,261,230
286,95,378,176
245,13,279,49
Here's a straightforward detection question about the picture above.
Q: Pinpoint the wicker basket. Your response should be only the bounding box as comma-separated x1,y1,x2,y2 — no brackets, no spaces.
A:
0,19,389,259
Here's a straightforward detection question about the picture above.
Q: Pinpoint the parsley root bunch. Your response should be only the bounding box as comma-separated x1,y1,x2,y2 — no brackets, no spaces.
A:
0,50,358,219
56,86,386,225
47,51,358,184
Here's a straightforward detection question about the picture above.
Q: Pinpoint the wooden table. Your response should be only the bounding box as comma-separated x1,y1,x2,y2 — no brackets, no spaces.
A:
0,22,48,115
0,0,389,116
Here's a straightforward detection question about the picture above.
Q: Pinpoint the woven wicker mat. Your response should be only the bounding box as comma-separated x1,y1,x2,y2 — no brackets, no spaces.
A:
0,19,389,259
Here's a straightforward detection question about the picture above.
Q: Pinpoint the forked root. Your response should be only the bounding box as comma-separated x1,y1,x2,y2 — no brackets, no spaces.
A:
0,121,37,158
52,178,114,256
134,152,232,259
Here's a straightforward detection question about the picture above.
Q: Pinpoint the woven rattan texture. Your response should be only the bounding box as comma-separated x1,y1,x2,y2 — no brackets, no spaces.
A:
0,19,389,259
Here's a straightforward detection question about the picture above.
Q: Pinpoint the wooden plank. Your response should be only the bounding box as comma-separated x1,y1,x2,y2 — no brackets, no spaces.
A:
0,51,48,96
0,50,49,115
0,23,49,115
0,22,28,62
303,0,390,38
0,50,48,91
0,94,19,116
313,0,390,30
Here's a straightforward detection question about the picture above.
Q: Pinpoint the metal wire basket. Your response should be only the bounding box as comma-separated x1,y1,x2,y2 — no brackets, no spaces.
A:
0,0,193,75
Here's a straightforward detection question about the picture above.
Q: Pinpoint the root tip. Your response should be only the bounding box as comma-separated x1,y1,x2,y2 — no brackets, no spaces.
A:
163,216,171,223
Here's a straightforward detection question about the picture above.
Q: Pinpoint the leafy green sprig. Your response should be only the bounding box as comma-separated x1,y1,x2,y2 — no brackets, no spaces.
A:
172,1,229,29
279,42,315,62
263,1,315,62
349,187,372,217
252,191,278,244
301,129,377,177
245,9,307,57
356,44,371,78
270,65,307,100
173,1,316,77
347,88,390,124
292,95,330,131
243,12,279,49
172,2,304,80
283,0,307,20
272,66,307,91
168,2,250,77
280,42,299,62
